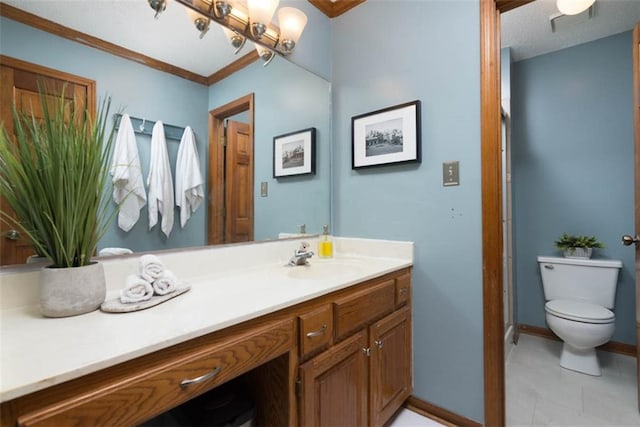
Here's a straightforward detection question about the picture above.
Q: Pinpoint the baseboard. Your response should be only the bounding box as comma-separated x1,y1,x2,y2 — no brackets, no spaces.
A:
518,324,637,357
404,396,482,427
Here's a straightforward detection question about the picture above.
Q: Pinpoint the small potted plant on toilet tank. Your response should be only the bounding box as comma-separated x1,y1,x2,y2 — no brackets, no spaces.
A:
554,233,604,259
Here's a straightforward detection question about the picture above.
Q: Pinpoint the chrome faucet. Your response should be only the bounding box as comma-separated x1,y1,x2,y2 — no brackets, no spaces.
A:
288,242,314,266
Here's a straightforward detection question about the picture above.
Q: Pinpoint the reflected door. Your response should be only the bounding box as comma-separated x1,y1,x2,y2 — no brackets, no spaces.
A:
0,56,95,266
633,21,640,411
225,120,253,243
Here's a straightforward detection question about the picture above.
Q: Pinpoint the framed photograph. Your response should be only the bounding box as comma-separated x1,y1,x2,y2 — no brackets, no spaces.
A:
352,100,421,169
273,127,316,178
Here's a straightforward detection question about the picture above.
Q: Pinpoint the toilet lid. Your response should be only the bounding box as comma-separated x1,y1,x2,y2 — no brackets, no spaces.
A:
545,299,614,324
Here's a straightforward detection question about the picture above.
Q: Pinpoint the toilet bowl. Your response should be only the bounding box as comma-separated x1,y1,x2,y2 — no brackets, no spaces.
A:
538,256,622,376
545,299,615,376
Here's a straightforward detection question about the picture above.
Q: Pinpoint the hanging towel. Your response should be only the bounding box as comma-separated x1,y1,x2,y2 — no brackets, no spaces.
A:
175,126,204,228
110,114,146,232
147,121,174,237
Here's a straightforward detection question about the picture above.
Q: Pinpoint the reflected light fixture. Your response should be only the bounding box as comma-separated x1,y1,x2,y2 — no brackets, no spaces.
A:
254,43,275,67
186,7,211,38
223,27,247,54
214,0,233,19
277,7,308,53
148,0,167,19
557,0,595,15
248,0,280,38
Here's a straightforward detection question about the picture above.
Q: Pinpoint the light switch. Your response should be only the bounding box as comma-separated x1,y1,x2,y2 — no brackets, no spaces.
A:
443,161,460,186
260,182,268,197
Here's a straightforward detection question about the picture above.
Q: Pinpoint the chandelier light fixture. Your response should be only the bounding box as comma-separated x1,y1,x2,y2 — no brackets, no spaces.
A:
557,0,596,15
148,0,307,62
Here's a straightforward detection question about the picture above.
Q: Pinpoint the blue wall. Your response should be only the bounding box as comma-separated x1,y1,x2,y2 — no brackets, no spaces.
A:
331,0,484,422
208,58,331,239
511,31,635,344
0,17,210,253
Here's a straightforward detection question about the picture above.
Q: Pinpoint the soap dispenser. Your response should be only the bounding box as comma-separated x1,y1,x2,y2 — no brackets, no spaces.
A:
318,225,333,258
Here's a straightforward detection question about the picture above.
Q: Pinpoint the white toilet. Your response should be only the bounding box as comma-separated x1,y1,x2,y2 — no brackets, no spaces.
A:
537,256,622,376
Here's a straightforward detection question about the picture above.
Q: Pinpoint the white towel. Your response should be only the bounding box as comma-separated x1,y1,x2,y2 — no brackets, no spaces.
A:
175,126,204,228
139,254,165,283
98,247,133,257
147,121,174,237
153,270,178,296
110,114,146,232
120,274,154,304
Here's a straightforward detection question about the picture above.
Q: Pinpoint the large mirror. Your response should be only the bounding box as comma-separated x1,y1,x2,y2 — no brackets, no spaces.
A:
0,0,331,263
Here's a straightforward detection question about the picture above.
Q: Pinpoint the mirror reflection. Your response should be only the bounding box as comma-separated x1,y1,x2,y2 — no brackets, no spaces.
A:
0,4,331,264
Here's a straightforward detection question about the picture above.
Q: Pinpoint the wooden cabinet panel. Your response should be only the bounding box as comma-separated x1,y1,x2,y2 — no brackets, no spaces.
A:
299,330,369,427
395,272,411,308
299,304,333,360
333,279,395,341
370,306,412,427
16,319,293,427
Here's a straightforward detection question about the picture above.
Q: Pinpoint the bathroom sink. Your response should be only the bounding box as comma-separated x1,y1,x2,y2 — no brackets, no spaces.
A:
285,260,366,280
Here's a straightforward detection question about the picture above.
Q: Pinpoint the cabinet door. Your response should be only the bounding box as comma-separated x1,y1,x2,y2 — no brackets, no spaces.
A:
299,329,368,427
369,306,412,427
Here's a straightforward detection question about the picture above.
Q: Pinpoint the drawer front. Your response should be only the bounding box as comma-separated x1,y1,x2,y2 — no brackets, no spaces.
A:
17,319,294,427
395,272,411,308
333,279,395,340
299,304,333,359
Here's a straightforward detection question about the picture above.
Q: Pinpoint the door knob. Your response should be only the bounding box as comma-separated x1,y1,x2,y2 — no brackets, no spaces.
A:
621,234,640,246
3,229,20,241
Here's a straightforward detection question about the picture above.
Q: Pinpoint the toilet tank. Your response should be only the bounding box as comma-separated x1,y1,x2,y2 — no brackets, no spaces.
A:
537,256,623,309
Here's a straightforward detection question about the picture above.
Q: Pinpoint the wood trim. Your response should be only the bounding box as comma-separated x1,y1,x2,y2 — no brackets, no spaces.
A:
518,324,637,358
633,19,640,409
495,0,535,13
208,93,254,245
307,0,367,18
207,51,260,86
404,396,482,427
480,0,505,426
0,3,208,86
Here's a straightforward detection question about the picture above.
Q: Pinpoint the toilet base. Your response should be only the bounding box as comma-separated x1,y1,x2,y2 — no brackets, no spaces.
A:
559,342,601,376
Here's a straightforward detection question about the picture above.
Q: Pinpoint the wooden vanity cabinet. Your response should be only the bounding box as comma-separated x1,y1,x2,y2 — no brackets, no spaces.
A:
298,271,413,427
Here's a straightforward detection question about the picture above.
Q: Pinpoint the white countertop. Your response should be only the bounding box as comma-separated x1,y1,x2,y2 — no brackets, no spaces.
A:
0,237,412,403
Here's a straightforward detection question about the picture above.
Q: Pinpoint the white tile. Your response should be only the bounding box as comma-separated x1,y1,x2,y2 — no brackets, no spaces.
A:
531,398,618,426
388,409,447,427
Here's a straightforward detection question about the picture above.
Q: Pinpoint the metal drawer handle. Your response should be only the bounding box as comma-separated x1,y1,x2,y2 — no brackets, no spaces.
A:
544,264,554,270
180,366,221,388
306,324,328,338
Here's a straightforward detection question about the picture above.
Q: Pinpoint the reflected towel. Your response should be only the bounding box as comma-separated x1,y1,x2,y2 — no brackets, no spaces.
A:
175,126,204,228
147,121,174,237
120,274,154,304
153,270,178,296
139,254,165,283
98,247,133,257
110,114,147,232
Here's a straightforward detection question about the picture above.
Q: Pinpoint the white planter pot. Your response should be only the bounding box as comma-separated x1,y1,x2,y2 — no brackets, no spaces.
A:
39,262,106,317
563,247,593,259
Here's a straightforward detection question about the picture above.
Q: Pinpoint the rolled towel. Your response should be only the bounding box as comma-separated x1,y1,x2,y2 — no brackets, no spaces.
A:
153,270,178,296
120,274,154,304
139,254,164,283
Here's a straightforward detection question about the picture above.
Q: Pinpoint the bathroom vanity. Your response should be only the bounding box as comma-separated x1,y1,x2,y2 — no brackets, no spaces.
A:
0,238,413,426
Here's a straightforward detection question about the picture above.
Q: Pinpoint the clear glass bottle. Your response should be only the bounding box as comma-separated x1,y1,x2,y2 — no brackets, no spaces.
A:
318,225,333,258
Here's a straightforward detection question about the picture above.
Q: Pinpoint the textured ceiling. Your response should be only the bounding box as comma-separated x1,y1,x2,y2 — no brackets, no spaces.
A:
502,0,640,62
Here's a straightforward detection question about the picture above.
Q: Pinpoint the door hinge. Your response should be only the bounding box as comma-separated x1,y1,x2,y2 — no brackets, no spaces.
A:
295,377,302,398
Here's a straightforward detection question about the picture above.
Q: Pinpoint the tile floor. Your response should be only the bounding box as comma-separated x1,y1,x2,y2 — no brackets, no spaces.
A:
506,334,640,426
389,408,447,427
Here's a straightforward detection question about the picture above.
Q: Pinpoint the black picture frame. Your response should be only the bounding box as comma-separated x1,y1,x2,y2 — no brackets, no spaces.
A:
273,127,316,178
351,100,421,169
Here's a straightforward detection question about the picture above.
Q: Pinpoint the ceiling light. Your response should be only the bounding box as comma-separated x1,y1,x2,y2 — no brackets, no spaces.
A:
557,0,595,15
277,7,307,53
186,8,210,38
223,27,247,54
248,0,280,38
254,43,275,67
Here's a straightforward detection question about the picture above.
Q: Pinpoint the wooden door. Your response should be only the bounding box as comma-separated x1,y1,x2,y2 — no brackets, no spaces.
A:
225,120,253,243
298,329,369,427
633,21,640,410
369,306,412,427
0,56,95,266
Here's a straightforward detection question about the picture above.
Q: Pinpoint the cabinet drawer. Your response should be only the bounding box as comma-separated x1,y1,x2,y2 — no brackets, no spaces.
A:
333,280,395,340
395,272,411,308
17,319,294,427
299,304,333,359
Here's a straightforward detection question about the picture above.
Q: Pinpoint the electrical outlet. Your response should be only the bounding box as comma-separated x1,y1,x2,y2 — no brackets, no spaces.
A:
260,182,268,197
443,161,460,186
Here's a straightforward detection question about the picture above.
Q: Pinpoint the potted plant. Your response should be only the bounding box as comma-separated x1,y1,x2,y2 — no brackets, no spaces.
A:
554,233,604,259
0,88,116,317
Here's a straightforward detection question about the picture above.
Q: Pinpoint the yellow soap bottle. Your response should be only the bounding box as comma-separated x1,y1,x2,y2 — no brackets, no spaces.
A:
318,225,333,258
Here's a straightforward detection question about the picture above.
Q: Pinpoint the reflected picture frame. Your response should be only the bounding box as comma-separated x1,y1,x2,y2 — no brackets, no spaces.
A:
273,127,316,178
351,100,421,169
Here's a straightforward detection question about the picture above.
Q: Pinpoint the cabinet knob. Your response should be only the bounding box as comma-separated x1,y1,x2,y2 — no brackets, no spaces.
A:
362,347,371,357
374,339,383,349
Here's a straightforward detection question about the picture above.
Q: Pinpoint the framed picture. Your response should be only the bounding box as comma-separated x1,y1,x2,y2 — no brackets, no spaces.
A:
352,100,421,169
273,127,316,178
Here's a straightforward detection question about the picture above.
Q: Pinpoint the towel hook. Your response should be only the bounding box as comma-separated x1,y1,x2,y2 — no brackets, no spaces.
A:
139,118,146,132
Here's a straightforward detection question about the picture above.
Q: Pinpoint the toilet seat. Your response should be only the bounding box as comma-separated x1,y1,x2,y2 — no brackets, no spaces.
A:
545,299,614,324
